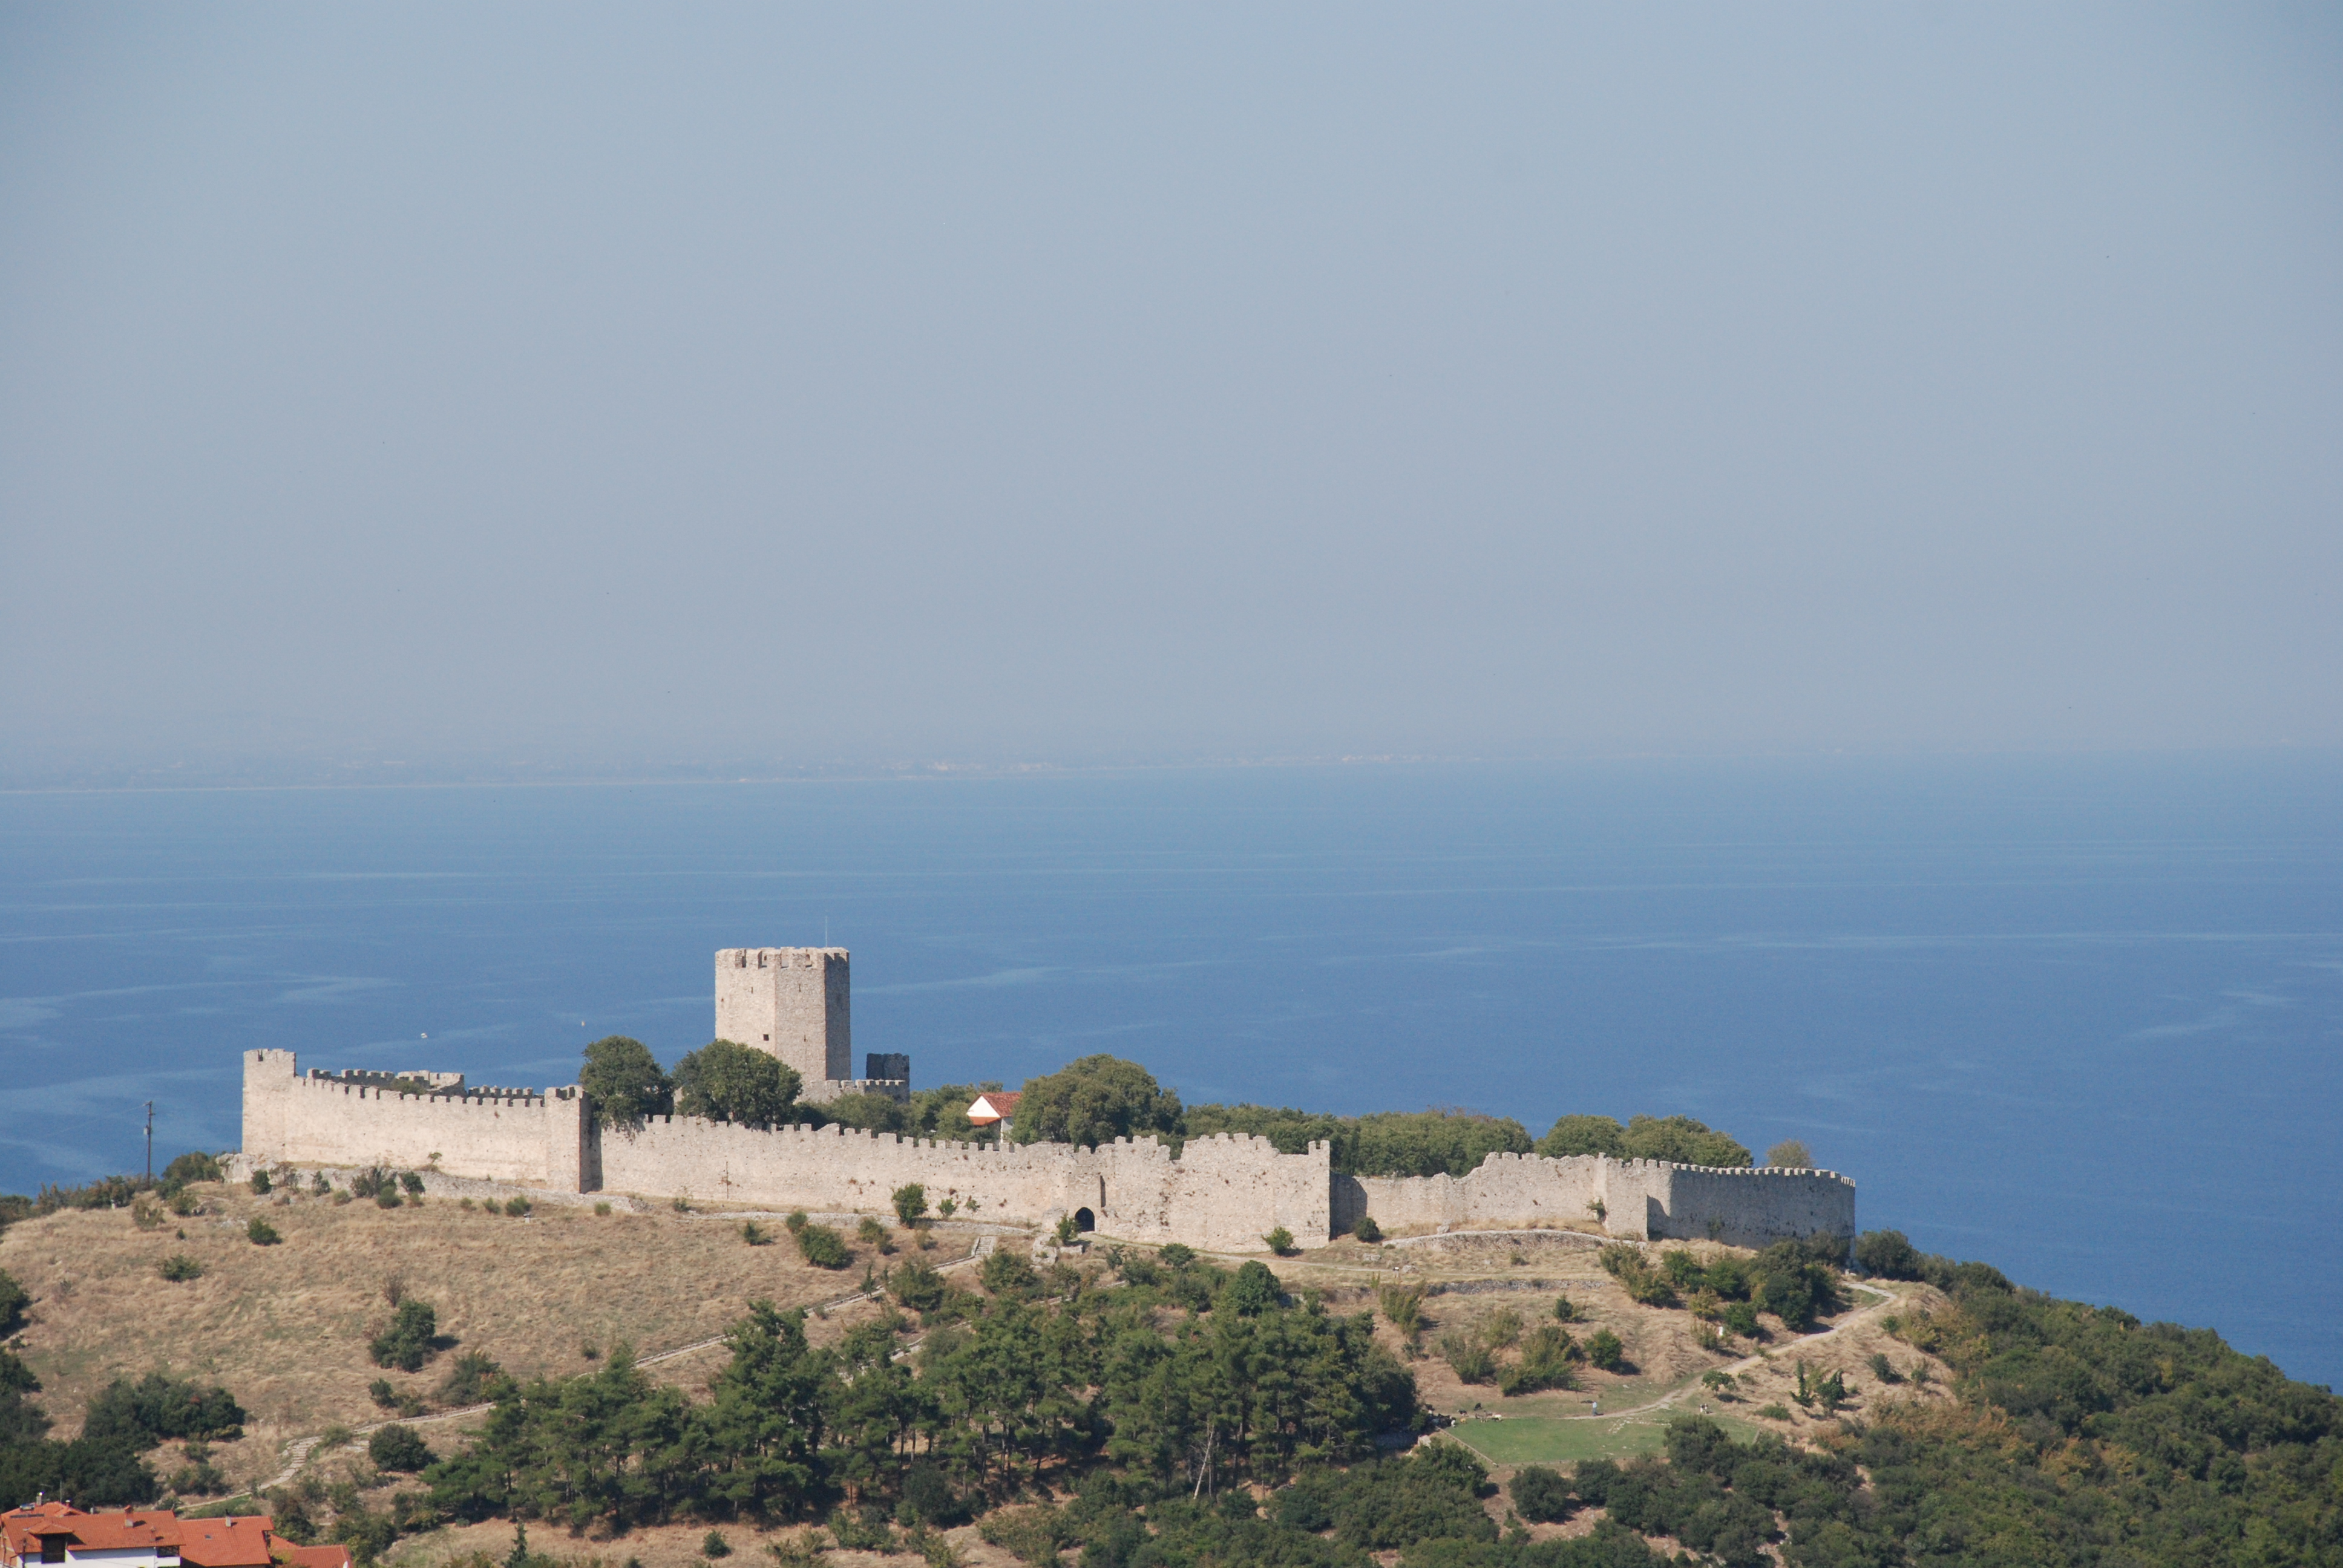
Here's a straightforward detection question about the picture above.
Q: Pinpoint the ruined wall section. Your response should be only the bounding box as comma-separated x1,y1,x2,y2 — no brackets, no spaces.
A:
1338,1150,1852,1246
241,1050,583,1186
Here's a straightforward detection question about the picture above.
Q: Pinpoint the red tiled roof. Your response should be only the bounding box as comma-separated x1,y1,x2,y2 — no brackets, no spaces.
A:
275,1544,351,1568
175,1517,272,1568
966,1091,1021,1123
0,1504,304,1568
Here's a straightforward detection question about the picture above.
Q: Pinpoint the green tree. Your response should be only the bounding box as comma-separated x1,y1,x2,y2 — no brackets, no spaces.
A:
1764,1138,1812,1168
891,1184,928,1228
700,1302,828,1518
368,1424,434,1472
1011,1056,1182,1148
1535,1114,1628,1158
673,1040,801,1130
1619,1114,1750,1168
579,1036,673,1129
1224,1261,1281,1316
370,1301,441,1373
1536,1112,1752,1167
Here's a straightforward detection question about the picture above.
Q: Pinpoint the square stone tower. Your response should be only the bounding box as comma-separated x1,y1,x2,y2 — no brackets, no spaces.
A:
716,948,849,1088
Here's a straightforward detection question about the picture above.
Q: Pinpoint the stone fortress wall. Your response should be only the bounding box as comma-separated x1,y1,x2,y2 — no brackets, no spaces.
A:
238,946,1854,1253
1332,1151,1855,1251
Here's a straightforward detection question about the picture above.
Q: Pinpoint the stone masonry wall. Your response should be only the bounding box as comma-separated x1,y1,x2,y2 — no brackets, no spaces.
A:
242,1051,1324,1252
1332,1149,1853,1248
241,1052,1844,1251
241,1049,585,1186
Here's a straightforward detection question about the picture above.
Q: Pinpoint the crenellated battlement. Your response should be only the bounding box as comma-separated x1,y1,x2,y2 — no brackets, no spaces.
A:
235,947,1851,1253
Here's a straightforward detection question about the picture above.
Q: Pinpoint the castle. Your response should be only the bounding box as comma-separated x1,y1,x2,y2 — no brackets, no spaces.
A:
237,947,1855,1253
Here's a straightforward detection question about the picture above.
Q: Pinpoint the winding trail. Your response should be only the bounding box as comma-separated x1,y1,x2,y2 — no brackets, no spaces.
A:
1446,1278,1901,1459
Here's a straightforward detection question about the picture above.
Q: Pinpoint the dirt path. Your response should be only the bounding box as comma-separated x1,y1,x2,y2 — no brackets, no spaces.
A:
1539,1278,1898,1426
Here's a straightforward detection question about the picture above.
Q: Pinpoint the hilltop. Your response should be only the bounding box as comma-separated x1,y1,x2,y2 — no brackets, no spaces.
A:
2,1165,2335,1568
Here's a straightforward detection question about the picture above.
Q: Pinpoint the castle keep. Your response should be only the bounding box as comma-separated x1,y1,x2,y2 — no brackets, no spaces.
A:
237,947,1855,1253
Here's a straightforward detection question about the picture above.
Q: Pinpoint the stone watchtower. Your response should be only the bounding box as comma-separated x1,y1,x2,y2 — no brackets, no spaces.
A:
716,948,851,1089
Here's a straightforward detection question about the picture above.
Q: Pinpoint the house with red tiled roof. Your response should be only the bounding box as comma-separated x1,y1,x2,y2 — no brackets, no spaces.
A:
0,1503,349,1568
965,1091,1020,1137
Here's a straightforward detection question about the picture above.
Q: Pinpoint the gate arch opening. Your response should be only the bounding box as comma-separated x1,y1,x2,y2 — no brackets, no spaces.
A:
1073,1207,1096,1233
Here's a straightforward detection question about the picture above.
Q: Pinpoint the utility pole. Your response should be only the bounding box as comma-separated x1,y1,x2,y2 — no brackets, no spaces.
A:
143,1100,154,1184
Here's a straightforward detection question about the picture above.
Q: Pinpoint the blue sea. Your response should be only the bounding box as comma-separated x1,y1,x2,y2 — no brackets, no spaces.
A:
3,756,2337,1386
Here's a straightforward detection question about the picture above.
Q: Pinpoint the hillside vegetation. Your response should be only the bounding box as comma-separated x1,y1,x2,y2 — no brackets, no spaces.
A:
2,1152,2336,1568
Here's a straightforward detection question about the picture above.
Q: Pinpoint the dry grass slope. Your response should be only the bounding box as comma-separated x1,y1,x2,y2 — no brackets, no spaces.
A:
0,1178,934,1492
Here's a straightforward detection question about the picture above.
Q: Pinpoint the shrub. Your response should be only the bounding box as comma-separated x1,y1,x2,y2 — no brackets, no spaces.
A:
1224,1260,1281,1316
899,1460,960,1526
1499,1325,1579,1394
1378,1281,1429,1341
310,1172,332,1195
1599,1244,1678,1307
369,1299,440,1371
742,1221,770,1246
1584,1329,1626,1371
249,1169,272,1196
1263,1226,1297,1256
785,1210,808,1233
795,1224,852,1270
977,1504,1071,1566
1482,1307,1522,1349
1854,1228,1924,1279
936,1197,957,1220
1509,1465,1574,1523
167,1189,200,1217
702,1532,732,1559
979,1249,1037,1295
1440,1330,1497,1383
436,1351,503,1406
891,1184,928,1228
1766,1139,1812,1169
503,1196,531,1218
1553,1293,1583,1322
1867,1351,1902,1384
593,1200,613,1215
1352,1215,1382,1243
399,1171,424,1195
1158,1243,1196,1268
1722,1301,1761,1338
246,1217,281,1246
890,1260,948,1314
375,1188,404,1209
368,1423,434,1471
350,1167,388,1200
159,1255,203,1282
84,1371,247,1443
856,1217,892,1250
1054,1215,1080,1247
162,1152,223,1186
1700,1369,1738,1398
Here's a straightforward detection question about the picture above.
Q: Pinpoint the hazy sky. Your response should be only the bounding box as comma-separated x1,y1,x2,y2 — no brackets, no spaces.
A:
4,5,2338,777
